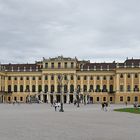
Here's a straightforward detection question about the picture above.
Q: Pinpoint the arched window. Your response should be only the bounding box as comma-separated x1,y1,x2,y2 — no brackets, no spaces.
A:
20,85,23,92
44,85,48,93
38,85,42,92
83,85,87,92
51,85,54,93
14,85,17,92
57,85,61,93
90,85,93,92
70,85,74,93
26,85,30,92
127,85,131,92
110,85,113,93
64,84,67,93
8,85,11,93
96,85,100,92
32,85,36,92
102,85,107,92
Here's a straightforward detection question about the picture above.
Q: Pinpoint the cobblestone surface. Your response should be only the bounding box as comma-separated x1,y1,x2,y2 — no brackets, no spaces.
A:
0,103,139,140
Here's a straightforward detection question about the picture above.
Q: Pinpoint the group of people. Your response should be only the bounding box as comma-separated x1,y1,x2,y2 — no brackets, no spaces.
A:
51,101,61,111
101,102,108,111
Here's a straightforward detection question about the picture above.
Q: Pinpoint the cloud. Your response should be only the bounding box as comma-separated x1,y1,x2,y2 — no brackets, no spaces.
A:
0,0,140,63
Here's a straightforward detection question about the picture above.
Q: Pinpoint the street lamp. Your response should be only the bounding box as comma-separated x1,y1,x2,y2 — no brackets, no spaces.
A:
57,74,64,112
76,86,80,107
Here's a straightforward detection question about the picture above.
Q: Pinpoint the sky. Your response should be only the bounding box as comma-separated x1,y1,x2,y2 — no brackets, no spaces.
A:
0,0,140,63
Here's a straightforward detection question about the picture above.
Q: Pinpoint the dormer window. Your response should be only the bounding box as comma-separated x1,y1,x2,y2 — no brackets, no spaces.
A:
45,63,48,68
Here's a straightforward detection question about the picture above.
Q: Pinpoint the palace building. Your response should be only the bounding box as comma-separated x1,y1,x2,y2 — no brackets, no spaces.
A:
0,56,140,104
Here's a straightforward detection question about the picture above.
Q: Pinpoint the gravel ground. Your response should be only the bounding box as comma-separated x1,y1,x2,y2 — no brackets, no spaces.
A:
0,103,139,140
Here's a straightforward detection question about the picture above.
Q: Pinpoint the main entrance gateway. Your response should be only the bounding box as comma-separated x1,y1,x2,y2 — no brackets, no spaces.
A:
70,95,73,103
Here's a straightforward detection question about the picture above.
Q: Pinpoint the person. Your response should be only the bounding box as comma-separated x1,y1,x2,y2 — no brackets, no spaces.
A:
101,102,104,110
54,103,57,111
125,101,127,106
104,103,107,112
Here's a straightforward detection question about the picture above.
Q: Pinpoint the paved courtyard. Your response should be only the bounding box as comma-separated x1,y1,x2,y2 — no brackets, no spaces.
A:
0,103,139,140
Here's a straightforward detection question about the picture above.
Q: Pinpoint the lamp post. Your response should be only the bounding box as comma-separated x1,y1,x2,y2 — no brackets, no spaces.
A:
76,86,80,107
57,75,64,112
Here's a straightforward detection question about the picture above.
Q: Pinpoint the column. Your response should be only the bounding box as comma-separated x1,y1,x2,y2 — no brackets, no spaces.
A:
0,76,1,91
23,76,26,92
100,76,103,92
36,76,38,92
11,77,14,92
87,75,90,92
94,76,96,92
116,74,119,92
5,76,8,92
107,76,110,92
139,74,140,92
17,77,20,92
29,76,32,92
42,75,45,92
54,74,57,93
124,73,127,92
48,74,51,92
131,74,134,93
73,74,77,100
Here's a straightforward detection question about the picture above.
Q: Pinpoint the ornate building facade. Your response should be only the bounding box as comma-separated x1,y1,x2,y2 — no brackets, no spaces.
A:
0,56,140,104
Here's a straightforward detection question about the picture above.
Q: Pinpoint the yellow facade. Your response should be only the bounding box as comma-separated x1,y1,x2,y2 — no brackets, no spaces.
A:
0,56,140,104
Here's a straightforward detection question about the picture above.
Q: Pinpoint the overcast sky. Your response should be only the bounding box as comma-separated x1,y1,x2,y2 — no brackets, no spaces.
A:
0,0,140,63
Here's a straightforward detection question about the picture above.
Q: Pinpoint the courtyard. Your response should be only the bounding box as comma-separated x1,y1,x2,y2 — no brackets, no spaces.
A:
0,103,139,140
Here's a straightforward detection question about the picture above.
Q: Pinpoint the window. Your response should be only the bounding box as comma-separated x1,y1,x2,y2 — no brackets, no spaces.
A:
127,85,131,92
57,85,61,93
20,77,23,80
64,85,67,93
32,76,35,80
134,96,138,102
97,76,100,80
84,76,87,80
39,77,41,80
64,75,67,80
110,97,113,102
8,97,11,102
135,73,138,78
127,96,130,102
32,85,36,92
110,76,113,80
120,85,124,92
14,77,17,80
70,85,74,93
71,62,74,68
120,74,123,78
77,76,80,80
127,74,130,78
44,85,48,93
45,75,48,80
71,75,74,80
97,97,99,102
83,85,87,92
103,97,106,102
120,96,123,102
102,85,107,92
65,62,67,68
134,85,139,92
51,85,54,93
51,63,54,68
26,85,30,92
96,85,100,92
8,85,11,93
26,77,29,80
38,85,42,92
14,97,17,101
90,76,93,80
58,62,61,68
51,75,54,80
14,85,17,92
20,97,23,101
45,63,48,68
110,85,113,93
8,76,11,80
90,85,94,92
103,76,106,80
20,85,23,92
